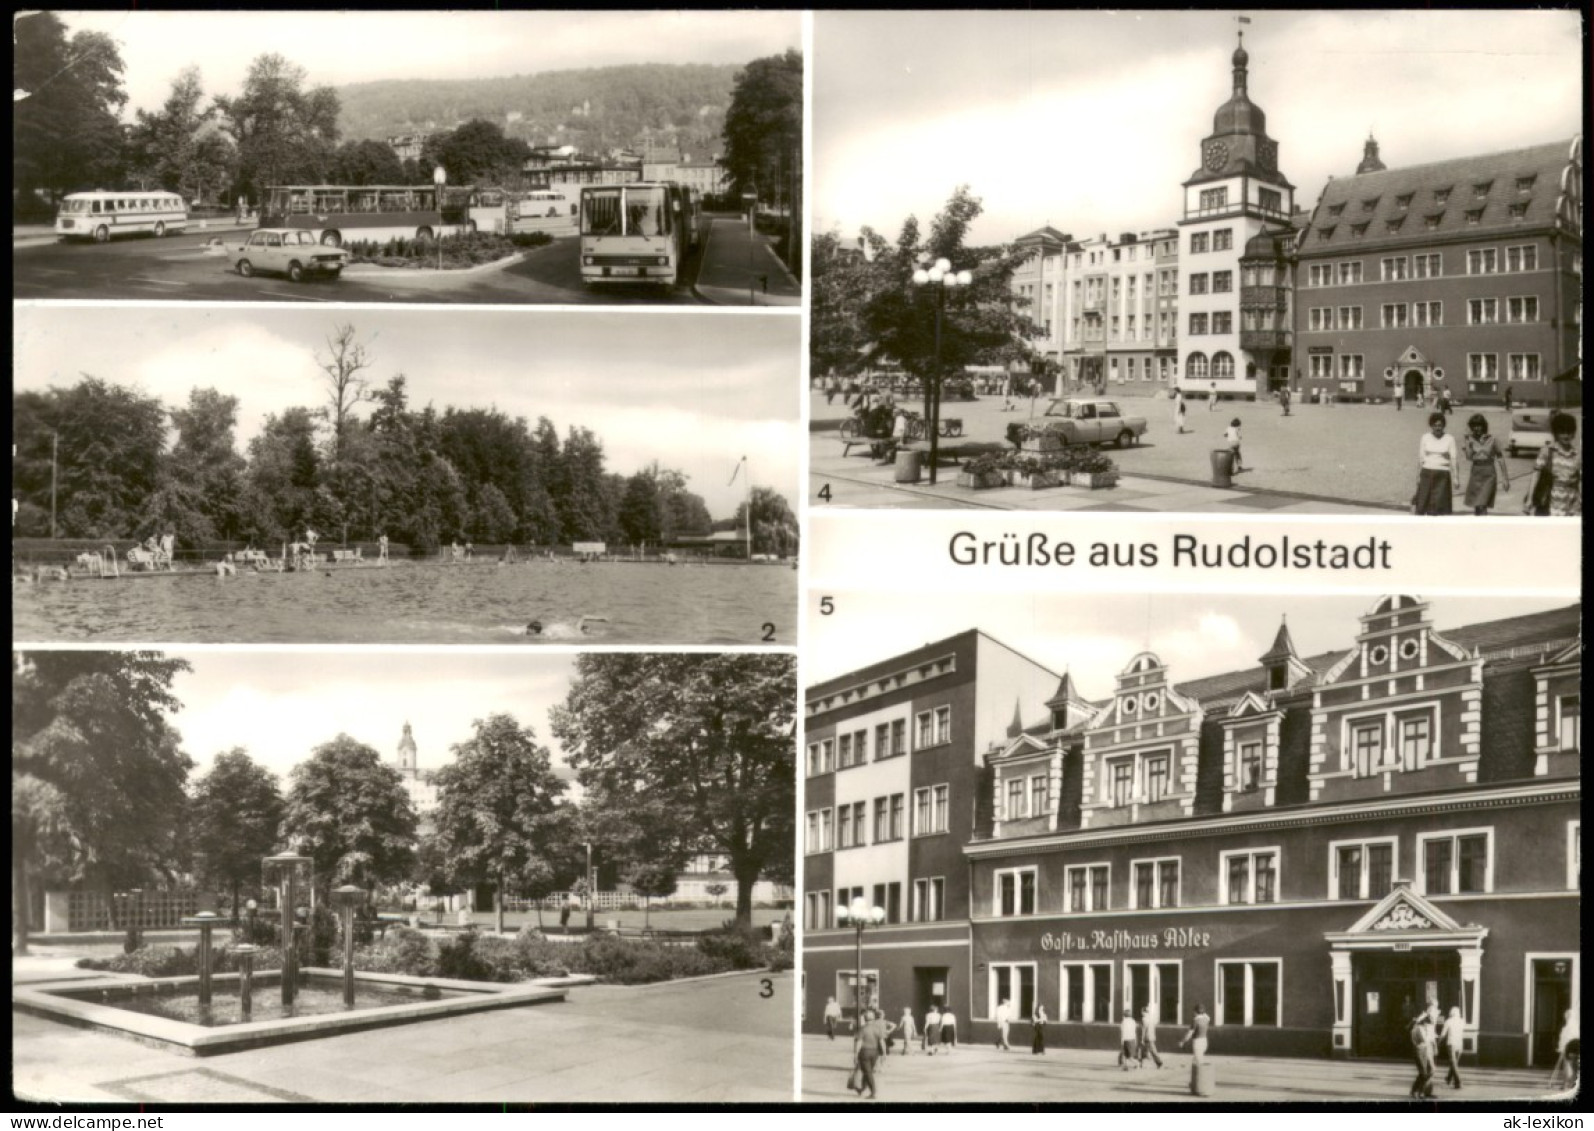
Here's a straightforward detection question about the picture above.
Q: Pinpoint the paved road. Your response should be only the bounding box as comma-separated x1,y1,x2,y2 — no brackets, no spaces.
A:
13,970,793,1104
802,1035,1570,1104
812,391,1577,511
13,215,796,306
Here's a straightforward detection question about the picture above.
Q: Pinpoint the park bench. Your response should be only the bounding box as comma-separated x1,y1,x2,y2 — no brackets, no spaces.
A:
839,435,893,459
330,549,362,564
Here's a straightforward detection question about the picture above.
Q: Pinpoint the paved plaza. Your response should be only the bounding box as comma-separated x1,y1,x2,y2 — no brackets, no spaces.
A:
13,967,793,1104
801,1034,1574,1105
810,391,1576,512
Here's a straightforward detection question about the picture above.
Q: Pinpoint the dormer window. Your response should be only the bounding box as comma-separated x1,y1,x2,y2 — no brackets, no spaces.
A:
1361,197,1380,213
1395,193,1413,210
1509,202,1528,220
1516,175,1537,193
1327,203,1346,219
1385,218,1404,235
1465,209,1484,225
1434,187,1452,206
1318,226,1336,241
1350,222,1368,238
1239,742,1263,791
1473,181,1493,199
1424,213,1443,230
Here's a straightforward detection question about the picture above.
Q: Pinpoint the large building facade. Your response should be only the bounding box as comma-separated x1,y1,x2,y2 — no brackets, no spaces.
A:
1293,136,1583,407
804,601,1581,1068
802,631,1061,1026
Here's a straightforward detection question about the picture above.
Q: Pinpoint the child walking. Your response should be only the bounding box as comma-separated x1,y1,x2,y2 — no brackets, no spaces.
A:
1224,417,1246,472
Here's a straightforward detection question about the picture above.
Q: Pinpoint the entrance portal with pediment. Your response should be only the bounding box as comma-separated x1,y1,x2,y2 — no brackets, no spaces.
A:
1324,881,1486,1060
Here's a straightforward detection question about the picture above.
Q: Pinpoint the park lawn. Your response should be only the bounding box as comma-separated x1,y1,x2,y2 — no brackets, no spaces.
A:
488,906,784,934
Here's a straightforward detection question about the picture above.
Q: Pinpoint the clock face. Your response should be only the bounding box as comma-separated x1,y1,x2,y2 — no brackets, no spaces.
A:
1258,140,1278,172
1204,141,1229,172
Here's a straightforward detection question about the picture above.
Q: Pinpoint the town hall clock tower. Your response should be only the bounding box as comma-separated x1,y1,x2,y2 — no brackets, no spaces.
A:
1178,35,1297,399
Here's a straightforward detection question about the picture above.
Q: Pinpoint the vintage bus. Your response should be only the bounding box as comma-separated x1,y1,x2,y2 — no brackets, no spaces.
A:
578,182,692,286
468,188,578,237
54,191,189,242
261,185,474,247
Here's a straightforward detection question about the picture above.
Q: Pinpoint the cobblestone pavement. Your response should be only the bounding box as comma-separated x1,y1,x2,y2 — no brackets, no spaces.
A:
810,392,1578,512
13,970,792,1104
802,1034,1575,1105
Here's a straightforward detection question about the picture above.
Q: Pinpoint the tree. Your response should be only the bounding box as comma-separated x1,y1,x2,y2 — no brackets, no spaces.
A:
431,715,570,934
127,67,234,204
13,14,128,209
12,651,193,955
616,472,662,547
704,882,728,909
810,228,889,385
217,54,341,204
281,735,418,892
315,324,375,466
722,50,802,210
433,119,530,186
550,655,795,927
188,749,284,921
243,407,324,542
556,427,616,543
331,138,405,186
733,487,800,558
143,387,248,545
625,861,677,930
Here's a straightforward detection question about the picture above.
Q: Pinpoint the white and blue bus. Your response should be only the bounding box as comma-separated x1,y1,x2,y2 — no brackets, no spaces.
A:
55,191,189,242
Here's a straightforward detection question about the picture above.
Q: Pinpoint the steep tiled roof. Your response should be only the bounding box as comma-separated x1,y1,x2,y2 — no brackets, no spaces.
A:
1303,139,1575,254
1443,604,1580,656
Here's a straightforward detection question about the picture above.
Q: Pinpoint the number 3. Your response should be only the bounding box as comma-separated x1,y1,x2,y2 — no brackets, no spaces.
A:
760,978,774,999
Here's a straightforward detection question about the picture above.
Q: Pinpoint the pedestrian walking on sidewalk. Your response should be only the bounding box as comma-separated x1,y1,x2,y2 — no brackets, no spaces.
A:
1119,1010,1140,1070
1224,418,1246,472
940,1008,958,1050
1139,1005,1165,1068
1441,1006,1465,1090
1461,414,1510,515
897,1007,917,1054
1412,412,1459,515
849,1009,891,1100
824,996,842,1040
1180,1004,1211,1065
1208,381,1219,410
1280,386,1292,416
995,998,1012,1050
1409,1006,1438,1098
1173,389,1188,434
924,1004,942,1055
1032,1004,1048,1053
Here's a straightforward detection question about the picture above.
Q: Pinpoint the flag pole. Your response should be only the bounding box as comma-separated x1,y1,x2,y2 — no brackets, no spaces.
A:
742,456,751,561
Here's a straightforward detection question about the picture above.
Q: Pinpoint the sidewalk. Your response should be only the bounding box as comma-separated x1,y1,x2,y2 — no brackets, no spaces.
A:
802,1035,1573,1104
694,214,802,307
810,439,1388,513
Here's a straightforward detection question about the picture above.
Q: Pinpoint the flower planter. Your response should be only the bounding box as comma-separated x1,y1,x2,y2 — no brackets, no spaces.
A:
956,470,1008,490
1020,435,1066,454
1077,471,1119,490
1014,470,1064,490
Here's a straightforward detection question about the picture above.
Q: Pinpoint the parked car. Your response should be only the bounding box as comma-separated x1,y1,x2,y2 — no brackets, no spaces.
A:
228,228,347,282
1038,397,1149,447
1507,408,1557,457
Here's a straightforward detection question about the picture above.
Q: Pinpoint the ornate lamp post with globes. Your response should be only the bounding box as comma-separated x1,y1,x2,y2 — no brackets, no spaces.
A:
911,258,973,485
835,895,886,1031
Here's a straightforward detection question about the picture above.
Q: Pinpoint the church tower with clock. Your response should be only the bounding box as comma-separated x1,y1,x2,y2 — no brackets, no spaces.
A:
1178,34,1297,399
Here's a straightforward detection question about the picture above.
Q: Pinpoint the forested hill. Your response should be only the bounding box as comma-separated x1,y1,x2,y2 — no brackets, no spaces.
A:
335,63,741,158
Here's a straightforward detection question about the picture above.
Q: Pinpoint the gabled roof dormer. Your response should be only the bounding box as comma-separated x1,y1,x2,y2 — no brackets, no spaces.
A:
1078,652,1203,828
1259,616,1313,692
1044,670,1093,733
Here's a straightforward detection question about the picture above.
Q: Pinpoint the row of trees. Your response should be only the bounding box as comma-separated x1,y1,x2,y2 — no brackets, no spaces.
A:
811,187,1053,415
13,652,795,953
12,324,796,554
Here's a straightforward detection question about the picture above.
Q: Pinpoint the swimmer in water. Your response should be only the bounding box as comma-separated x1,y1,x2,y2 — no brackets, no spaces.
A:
526,619,543,636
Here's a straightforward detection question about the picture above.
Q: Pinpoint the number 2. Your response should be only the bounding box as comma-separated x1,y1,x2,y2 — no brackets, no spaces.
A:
762,622,776,641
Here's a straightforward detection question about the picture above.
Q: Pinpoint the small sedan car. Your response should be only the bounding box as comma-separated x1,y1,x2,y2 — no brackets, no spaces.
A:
1507,408,1556,457
1039,397,1149,447
229,228,347,282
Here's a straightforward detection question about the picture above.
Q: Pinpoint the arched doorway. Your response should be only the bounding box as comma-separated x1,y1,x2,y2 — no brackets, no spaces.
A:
1403,370,1426,401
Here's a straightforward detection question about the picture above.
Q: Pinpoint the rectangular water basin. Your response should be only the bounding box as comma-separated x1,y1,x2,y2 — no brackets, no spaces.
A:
14,967,581,1056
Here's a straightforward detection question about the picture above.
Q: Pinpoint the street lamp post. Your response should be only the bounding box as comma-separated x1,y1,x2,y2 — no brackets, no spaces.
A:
835,896,886,1031
911,258,973,485
432,165,447,272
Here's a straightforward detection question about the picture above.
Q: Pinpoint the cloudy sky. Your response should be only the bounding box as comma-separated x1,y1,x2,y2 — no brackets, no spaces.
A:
163,650,579,786
52,10,802,119
807,593,1576,697
14,307,799,519
815,10,1583,245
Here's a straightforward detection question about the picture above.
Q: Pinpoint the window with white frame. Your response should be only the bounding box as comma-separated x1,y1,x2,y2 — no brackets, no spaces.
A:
1413,301,1443,327
990,963,1037,1020
935,706,951,744
1213,229,1233,251
1339,355,1364,382
1467,298,1498,325
1238,741,1263,790
1381,303,1409,328
1307,264,1332,287
1310,355,1334,380
1132,858,1181,909
805,808,834,854
836,801,867,849
1144,754,1171,803
1212,312,1233,335
1220,848,1279,904
1557,693,1580,750
837,729,868,769
1189,273,1209,294
1413,253,1442,279
1216,960,1281,1026
915,710,934,750
1381,256,1409,281
914,784,949,836
1330,838,1397,900
1466,248,1500,274
1397,709,1436,766
1061,962,1114,1023
1468,354,1499,383
807,740,835,776
1350,718,1386,775
1338,261,1363,285
913,876,945,922
1309,307,1332,331
1506,245,1538,272
1189,313,1209,335
1200,187,1228,211
1418,829,1492,895
995,867,1038,916
805,889,833,929
1259,188,1282,213
1065,863,1110,913
1338,306,1363,330
1030,774,1050,817
1108,758,1135,807
1190,232,1209,254
1506,296,1539,323
1006,778,1026,820
1508,354,1543,382
1213,270,1233,293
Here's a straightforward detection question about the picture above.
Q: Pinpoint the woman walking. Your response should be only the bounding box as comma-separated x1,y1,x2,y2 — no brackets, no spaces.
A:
1441,1006,1465,1090
1413,412,1459,515
1528,413,1582,516
1173,389,1188,434
1410,1006,1438,1098
1460,413,1511,515
1031,1004,1048,1054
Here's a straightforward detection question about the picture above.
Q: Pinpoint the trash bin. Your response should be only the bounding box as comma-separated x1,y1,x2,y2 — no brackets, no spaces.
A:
1191,1061,1215,1096
1210,449,1234,488
894,448,923,484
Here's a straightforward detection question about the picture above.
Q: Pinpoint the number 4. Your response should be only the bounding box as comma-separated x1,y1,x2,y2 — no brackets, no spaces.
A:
817,484,832,502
